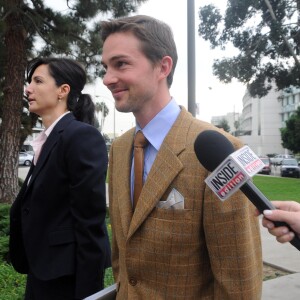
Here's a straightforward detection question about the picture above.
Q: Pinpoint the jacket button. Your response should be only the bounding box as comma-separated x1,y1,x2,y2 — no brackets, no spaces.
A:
129,277,137,286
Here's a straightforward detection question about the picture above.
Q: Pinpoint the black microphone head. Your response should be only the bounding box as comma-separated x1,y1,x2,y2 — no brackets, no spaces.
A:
194,130,235,172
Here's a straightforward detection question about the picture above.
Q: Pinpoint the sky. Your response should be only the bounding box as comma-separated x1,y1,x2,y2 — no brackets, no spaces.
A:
47,0,247,135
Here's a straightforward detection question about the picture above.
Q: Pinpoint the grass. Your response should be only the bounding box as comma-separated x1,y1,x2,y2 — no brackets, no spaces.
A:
104,221,114,288
253,175,300,202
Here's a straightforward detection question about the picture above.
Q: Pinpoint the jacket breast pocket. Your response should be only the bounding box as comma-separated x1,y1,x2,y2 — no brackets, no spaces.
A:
48,228,75,246
144,208,198,245
136,208,201,269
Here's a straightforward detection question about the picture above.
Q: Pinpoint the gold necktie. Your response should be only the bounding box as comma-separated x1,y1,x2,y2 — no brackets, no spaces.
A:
133,131,148,210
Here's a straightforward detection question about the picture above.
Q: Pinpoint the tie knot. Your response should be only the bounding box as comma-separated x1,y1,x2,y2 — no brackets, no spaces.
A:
134,131,148,148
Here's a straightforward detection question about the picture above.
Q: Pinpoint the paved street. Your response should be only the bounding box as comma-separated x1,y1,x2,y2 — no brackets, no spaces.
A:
18,166,30,180
269,164,281,177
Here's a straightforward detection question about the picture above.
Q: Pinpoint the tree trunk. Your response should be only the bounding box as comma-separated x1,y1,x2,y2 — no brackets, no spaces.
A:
0,0,27,203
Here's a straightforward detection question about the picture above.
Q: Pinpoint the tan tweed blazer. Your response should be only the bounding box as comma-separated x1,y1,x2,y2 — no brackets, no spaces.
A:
108,107,262,299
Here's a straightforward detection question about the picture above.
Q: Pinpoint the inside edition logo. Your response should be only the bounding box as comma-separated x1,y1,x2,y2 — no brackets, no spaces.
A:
205,146,264,201
206,160,247,200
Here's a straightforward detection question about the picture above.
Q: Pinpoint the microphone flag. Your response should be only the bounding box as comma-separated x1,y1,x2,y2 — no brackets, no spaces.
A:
205,146,265,201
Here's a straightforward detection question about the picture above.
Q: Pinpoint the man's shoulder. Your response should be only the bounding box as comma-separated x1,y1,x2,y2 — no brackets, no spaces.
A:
112,128,135,144
175,111,243,150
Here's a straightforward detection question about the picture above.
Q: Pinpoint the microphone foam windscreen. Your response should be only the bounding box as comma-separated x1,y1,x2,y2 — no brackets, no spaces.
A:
194,130,235,172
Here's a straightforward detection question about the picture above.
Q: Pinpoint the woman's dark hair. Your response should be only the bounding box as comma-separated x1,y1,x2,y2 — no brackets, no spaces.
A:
26,57,96,125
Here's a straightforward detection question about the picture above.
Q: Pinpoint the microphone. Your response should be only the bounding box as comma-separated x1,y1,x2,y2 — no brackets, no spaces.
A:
194,130,300,251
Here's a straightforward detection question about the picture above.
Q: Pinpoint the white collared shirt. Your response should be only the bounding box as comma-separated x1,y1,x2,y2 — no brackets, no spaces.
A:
31,111,70,165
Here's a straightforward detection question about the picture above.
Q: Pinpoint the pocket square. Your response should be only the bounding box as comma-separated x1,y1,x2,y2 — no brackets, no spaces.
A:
156,188,184,210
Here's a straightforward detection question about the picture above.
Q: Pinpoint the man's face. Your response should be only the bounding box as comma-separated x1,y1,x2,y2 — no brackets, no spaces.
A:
101,31,161,114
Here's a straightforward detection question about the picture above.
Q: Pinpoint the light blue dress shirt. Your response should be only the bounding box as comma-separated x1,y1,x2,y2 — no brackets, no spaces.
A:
130,98,181,202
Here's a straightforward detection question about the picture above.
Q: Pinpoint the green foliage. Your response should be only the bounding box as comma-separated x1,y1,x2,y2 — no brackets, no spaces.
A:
0,204,10,263
104,208,114,288
0,0,147,80
198,4,222,47
215,118,230,132
253,175,300,201
0,263,26,300
280,107,300,153
0,204,10,234
104,267,114,287
0,204,25,298
198,0,300,98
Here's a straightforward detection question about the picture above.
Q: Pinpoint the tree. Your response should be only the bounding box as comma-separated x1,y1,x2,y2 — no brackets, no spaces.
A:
234,120,240,131
95,101,109,132
280,107,300,153
216,118,230,132
0,0,147,203
198,0,300,98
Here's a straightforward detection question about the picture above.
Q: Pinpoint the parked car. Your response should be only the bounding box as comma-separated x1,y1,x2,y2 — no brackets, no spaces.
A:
21,144,34,156
258,157,271,175
270,154,294,165
280,158,300,178
19,152,33,166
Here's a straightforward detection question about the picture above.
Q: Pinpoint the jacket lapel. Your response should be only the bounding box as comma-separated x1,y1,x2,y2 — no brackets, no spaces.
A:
113,129,135,238
26,114,74,190
127,108,193,239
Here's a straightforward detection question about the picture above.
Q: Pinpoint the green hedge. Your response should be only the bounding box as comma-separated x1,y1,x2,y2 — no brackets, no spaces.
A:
0,204,10,263
0,204,25,299
0,262,26,300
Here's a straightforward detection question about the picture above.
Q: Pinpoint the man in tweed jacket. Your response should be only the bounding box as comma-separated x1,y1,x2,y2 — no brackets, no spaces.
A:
101,15,263,299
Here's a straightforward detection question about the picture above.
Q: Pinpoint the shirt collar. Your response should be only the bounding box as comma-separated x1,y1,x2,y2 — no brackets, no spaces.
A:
44,111,70,137
136,98,180,151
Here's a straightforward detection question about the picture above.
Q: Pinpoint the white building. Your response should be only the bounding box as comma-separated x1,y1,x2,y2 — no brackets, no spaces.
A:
238,85,300,156
280,87,300,127
211,112,240,135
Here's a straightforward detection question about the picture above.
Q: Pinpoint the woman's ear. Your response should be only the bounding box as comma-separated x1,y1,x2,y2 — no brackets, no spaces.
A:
58,84,70,99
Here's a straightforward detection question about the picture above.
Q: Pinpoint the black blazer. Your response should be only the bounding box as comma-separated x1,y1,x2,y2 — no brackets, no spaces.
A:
9,113,111,299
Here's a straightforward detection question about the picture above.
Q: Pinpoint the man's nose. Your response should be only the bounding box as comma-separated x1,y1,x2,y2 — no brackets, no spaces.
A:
103,69,117,87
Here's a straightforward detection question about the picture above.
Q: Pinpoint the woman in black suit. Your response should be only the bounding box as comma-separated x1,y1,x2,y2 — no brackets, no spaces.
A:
9,57,111,299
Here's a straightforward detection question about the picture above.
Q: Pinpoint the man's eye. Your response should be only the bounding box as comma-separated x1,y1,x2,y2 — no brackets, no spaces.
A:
117,61,126,68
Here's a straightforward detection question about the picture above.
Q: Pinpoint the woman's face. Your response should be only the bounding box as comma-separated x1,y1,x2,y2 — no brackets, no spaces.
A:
25,64,63,117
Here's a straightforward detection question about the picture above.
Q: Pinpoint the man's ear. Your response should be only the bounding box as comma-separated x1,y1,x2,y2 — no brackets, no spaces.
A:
58,84,70,99
159,56,173,79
